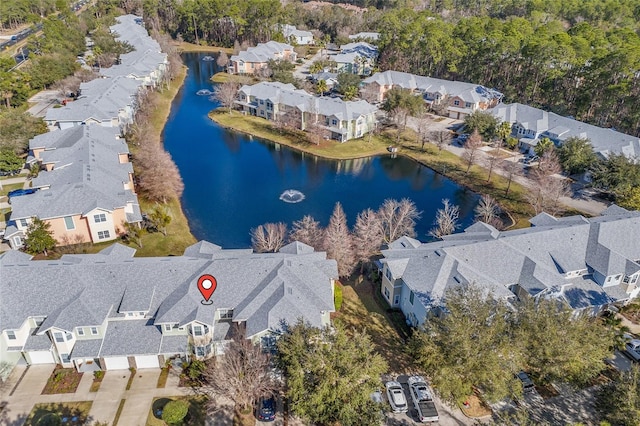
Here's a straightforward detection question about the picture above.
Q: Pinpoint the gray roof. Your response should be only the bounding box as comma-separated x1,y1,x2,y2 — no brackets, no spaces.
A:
281,24,313,39
100,319,163,356
11,125,139,222
1,242,337,341
159,335,188,354
349,32,380,41
231,41,294,64
339,42,378,59
382,206,640,311
363,70,503,104
24,329,52,350
491,102,640,160
70,338,103,358
239,82,377,121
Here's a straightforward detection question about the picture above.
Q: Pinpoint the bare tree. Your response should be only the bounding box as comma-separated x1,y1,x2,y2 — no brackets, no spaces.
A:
377,198,421,244
429,199,460,239
203,337,277,414
251,222,288,253
212,81,239,114
392,106,409,143
416,113,431,151
430,129,452,153
134,143,184,202
484,144,502,182
430,94,450,116
290,215,324,250
500,159,522,195
526,150,569,215
352,208,383,271
474,195,502,228
323,202,356,277
462,129,483,174
216,50,229,68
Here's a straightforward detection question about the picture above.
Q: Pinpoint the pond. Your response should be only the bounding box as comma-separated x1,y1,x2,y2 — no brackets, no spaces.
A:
162,52,479,248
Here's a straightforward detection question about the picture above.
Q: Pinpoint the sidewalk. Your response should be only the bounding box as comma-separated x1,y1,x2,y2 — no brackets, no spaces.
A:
0,366,205,426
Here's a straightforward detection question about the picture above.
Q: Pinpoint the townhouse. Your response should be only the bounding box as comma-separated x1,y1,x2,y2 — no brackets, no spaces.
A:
5,126,140,249
361,70,503,119
235,82,377,142
330,42,378,76
44,14,168,131
280,24,314,45
491,102,640,160
0,241,337,371
380,205,640,327
228,41,297,75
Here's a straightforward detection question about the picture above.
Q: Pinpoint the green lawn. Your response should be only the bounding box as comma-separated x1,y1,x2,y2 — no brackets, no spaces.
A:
0,182,24,197
146,396,208,426
25,401,92,425
210,72,255,84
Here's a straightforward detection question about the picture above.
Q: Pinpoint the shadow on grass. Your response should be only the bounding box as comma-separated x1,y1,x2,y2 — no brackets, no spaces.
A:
25,401,93,426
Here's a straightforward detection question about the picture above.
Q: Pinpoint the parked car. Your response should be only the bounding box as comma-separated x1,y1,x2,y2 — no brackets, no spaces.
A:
256,396,276,422
522,155,539,165
385,381,408,413
8,188,37,200
624,338,640,362
407,376,439,423
516,371,535,393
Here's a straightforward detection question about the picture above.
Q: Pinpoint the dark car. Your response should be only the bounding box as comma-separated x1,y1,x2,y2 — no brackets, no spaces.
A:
516,371,535,393
8,188,38,200
256,396,276,422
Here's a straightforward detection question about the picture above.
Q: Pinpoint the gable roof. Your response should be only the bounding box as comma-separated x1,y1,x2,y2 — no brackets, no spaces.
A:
0,241,337,338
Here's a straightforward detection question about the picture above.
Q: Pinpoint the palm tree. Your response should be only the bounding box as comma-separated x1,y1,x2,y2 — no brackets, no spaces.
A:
316,79,327,95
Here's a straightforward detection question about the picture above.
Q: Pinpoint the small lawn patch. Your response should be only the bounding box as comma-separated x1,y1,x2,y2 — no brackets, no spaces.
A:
334,282,343,311
146,396,208,426
125,368,136,390
25,401,92,425
157,366,170,388
0,182,24,197
42,366,83,394
460,394,491,418
89,370,104,392
113,398,126,426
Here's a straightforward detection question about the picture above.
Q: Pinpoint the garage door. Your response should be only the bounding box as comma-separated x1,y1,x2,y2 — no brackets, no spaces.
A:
103,356,130,370
27,350,55,364
135,355,159,369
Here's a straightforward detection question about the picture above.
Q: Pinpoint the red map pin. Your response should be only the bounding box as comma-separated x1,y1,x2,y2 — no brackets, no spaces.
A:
197,274,217,305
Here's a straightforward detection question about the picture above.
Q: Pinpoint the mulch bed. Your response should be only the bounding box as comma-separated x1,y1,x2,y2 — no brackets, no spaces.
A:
42,366,83,394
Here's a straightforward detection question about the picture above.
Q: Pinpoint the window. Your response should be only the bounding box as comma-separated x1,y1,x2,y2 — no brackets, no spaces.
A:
61,353,70,363
13,236,22,247
193,325,203,336
64,216,75,230
453,100,460,106
76,328,85,336
383,287,390,300
93,213,107,223
332,119,338,126
164,324,172,332
138,312,144,316
394,295,400,305
219,309,233,320
385,267,393,282
196,346,205,357
127,312,133,317
259,100,264,105
97,230,110,240
19,218,28,227
6,330,16,340
409,291,414,305
90,327,98,335
54,332,64,343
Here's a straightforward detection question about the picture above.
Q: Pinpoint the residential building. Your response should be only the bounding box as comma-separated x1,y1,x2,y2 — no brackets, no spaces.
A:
310,72,339,91
330,42,378,75
380,205,640,327
235,82,377,142
348,32,380,42
0,241,337,371
6,126,140,249
280,24,314,45
228,41,297,75
361,70,503,119
491,102,640,160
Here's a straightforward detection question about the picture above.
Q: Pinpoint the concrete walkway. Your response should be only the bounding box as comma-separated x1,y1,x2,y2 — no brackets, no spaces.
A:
0,365,224,426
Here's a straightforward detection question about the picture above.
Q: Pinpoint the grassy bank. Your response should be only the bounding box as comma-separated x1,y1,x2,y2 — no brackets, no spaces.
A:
174,41,233,54
134,65,197,256
210,72,254,84
209,110,535,223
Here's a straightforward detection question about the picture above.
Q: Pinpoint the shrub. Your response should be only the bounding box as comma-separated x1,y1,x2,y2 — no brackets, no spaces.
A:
186,360,205,380
334,283,343,311
162,399,189,425
93,370,104,380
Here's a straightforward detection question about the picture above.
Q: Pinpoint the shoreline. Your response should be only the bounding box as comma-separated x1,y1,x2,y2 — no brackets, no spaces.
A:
208,110,537,224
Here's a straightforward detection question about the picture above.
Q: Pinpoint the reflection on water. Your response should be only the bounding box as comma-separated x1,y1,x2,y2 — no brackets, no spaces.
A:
162,52,479,248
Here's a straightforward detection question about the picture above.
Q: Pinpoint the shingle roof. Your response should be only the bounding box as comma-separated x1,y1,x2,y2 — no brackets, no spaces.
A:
491,102,640,160
231,41,294,64
1,242,337,341
382,207,640,311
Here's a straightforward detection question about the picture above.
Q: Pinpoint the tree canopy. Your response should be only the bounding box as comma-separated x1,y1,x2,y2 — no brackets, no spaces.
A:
24,218,56,256
276,321,387,426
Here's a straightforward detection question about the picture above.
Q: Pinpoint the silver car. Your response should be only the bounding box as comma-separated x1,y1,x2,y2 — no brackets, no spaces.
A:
385,380,408,413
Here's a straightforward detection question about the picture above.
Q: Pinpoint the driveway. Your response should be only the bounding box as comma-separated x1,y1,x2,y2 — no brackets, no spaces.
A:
293,49,323,80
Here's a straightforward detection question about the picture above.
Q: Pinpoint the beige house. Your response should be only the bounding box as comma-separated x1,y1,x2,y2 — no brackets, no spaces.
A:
361,70,503,119
6,126,140,249
228,41,297,75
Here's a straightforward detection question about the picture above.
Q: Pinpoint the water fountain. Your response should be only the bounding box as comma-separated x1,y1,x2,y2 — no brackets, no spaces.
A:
196,89,213,96
279,189,305,203
202,56,215,61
